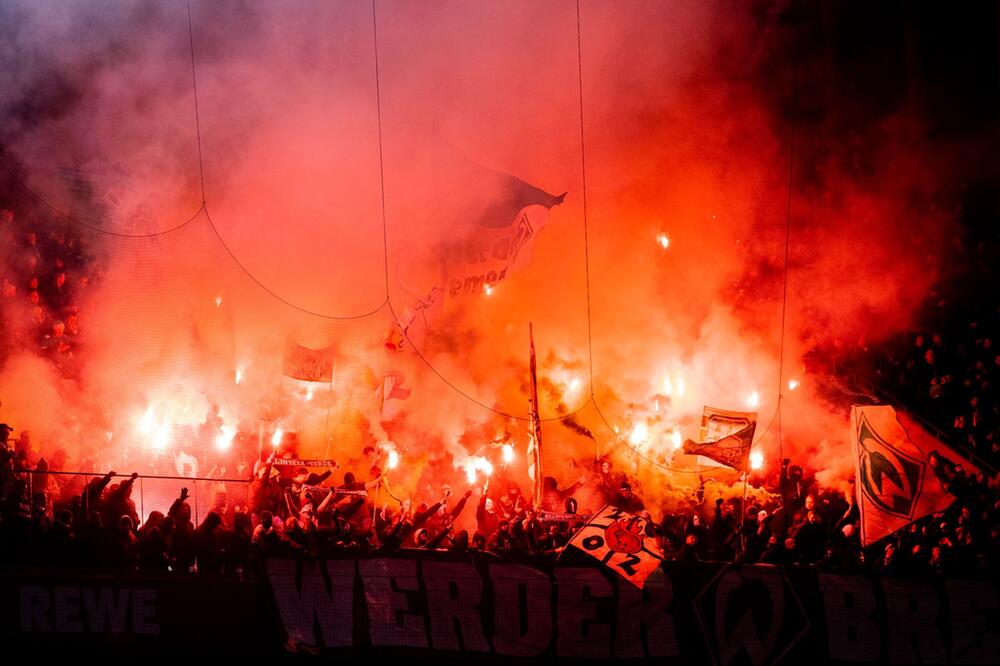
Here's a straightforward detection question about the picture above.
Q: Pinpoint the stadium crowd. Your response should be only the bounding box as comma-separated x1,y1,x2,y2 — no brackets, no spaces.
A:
0,201,998,580
0,207,91,375
2,417,998,578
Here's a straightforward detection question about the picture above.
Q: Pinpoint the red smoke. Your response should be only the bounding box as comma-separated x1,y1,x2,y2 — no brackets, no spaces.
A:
0,1,972,520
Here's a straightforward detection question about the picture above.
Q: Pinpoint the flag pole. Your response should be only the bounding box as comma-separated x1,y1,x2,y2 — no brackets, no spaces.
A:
528,323,544,509
740,462,749,560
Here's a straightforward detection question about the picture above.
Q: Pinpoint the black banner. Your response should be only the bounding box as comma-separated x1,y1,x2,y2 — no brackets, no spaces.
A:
2,555,998,663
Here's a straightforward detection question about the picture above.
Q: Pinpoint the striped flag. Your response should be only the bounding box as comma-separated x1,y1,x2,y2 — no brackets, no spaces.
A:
567,505,664,588
527,323,544,507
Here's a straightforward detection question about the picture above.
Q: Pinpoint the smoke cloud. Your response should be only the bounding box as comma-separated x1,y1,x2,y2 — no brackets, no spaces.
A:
0,1,971,520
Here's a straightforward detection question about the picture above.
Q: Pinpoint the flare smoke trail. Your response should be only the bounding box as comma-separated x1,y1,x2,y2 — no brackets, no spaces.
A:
0,1,982,518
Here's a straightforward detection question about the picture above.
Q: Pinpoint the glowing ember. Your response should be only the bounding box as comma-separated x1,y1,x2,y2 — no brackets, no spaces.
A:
387,449,400,469
629,422,649,446
305,385,315,401
215,425,236,451
656,232,670,249
235,368,243,385
568,377,581,392
746,391,760,409
749,450,764,470
214,295,222,308
671,428,682,450
271,426,283,448
502,443,514,463
483,283,493,296
788,378,799,391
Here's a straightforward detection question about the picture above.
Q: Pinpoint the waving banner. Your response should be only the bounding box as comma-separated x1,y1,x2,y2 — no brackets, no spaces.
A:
850,405,980,546
566,505,664,588
683,422,756,471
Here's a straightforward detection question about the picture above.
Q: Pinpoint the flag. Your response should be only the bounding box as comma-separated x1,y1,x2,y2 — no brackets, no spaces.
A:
527,323,544,507
375,370,411,421
699,405,757,441
282,339,334,382
683,422,757,471
441,202,561,298
567,505,664,588
851,405,981,546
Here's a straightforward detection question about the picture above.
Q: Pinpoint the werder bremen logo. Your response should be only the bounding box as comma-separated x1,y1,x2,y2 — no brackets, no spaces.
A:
857,414,925,518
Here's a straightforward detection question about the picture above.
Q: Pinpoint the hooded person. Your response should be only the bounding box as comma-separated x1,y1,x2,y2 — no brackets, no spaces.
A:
249,456,282,517
541,475,584,513
476,493,501,537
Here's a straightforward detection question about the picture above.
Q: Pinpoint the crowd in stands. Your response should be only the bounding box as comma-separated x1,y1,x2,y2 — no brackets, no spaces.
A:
2,415,998,578
1,195,998,580
0,207,90,375
862,323,1000,470
830,231,1000,470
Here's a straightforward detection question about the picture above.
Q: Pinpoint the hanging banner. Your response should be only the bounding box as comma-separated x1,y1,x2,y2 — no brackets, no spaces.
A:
282,340,335,383
3,558,998,663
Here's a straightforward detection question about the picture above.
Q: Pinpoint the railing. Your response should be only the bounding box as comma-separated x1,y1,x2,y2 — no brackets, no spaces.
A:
7,468,252,526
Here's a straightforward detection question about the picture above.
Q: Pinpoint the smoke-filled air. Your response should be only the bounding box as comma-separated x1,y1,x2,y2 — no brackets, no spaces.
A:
0,0,969,526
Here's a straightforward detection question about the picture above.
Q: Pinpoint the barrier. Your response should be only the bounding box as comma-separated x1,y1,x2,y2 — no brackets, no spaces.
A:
2,552,997,663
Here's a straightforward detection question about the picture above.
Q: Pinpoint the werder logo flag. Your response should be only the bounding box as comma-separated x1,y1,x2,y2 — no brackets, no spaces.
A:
567,505,664,588
851,405,981,546
683,422,757,471
282,340,334,383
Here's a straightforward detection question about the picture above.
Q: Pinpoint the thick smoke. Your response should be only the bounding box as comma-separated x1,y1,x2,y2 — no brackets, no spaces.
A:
0,1,970,518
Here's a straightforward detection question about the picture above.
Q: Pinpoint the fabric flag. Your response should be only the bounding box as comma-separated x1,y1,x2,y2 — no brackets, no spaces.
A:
281,339,334,383
696,406,757,469
699,405,757,441
441,202,560,298
567,505,664,588
375,370,411,421
851,405,981,546
527,323,544,507
683,422,757,471
388,148,565,348
440,155,565,298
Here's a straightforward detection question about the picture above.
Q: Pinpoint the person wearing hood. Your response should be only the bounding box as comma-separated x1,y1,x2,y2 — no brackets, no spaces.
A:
249,455,282,518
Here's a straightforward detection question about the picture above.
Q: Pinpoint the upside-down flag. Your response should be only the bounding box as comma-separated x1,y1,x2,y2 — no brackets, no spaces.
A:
851,405,981,546
567,505,664,588
683,422,757,471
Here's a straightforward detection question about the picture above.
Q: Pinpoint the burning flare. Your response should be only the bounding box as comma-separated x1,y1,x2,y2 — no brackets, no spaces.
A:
463,456,493,484
215,424,236,451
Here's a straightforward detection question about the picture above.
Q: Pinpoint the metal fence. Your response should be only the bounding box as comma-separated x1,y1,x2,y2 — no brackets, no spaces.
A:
11,467,252,526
